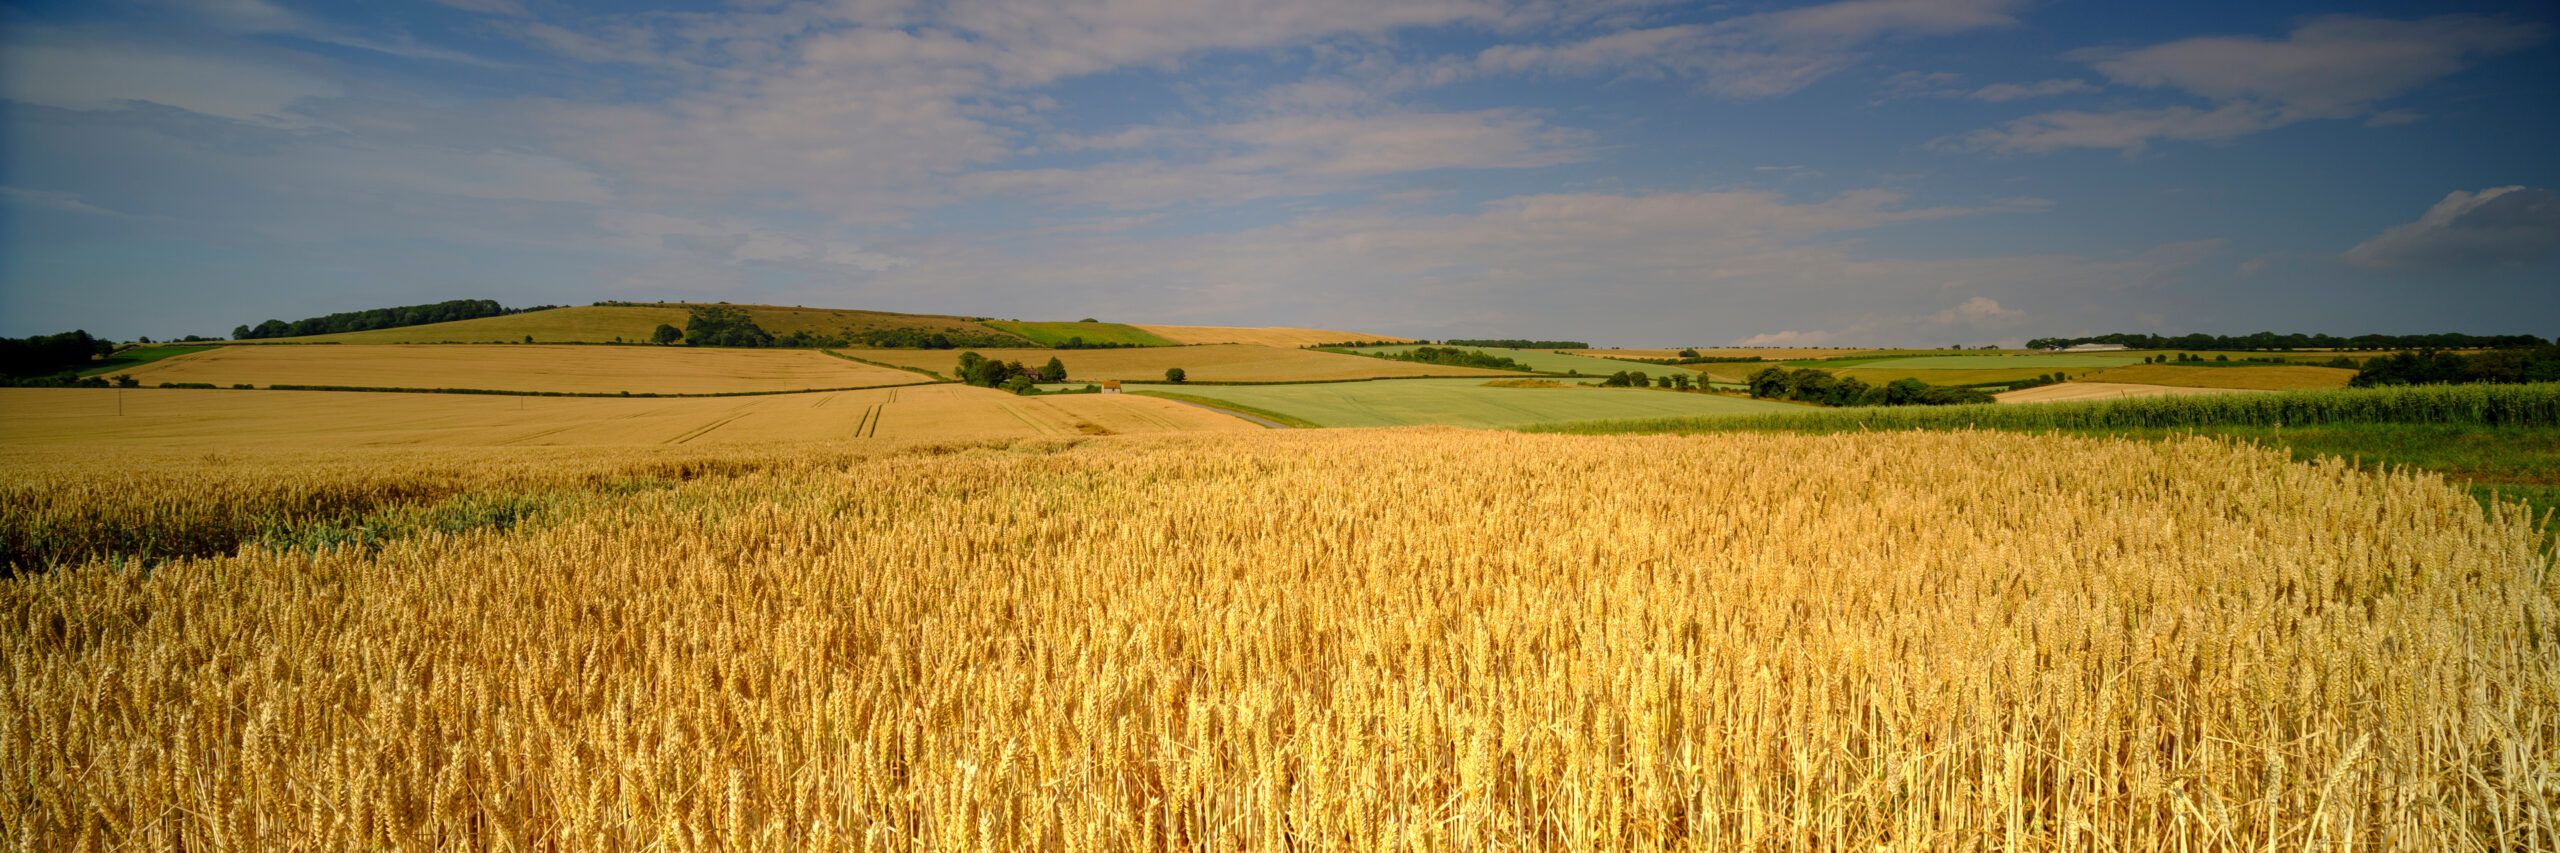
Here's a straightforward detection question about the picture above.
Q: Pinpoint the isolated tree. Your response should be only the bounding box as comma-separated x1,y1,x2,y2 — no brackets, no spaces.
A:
1678,348,1700,358
1670,373,1692,390
1038,357,1068,383
1164,367,1186,383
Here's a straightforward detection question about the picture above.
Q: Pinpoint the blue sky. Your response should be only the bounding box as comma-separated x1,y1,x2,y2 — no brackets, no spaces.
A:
3,0,2553,347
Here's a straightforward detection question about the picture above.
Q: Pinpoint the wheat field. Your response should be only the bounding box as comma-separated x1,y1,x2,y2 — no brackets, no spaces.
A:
2080,363,2360,391
0,386,1257,448
120,344,929,395
4,428,2552,850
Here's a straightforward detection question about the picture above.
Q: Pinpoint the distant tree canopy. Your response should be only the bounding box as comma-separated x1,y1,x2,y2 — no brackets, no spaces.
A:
1384,346,1530,371
0,330,114,378
230,299,546,340
2025,331,2549,352
1746,366,1992,407
683,306,775,348
1443,339,1589,350
855,327,1021,349
2351,346,2560,387
651,324,684,345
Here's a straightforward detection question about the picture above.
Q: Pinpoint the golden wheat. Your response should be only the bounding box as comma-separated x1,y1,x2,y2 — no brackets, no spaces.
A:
2,429,2553,850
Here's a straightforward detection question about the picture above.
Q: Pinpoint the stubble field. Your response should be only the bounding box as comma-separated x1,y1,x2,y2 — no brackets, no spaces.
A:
2,428,2551,850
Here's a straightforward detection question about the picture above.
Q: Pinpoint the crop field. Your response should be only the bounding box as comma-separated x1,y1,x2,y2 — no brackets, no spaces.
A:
1139,378,1804,428
1133,324,1415,347
3,427,2551,850
1565,347,1874,360
267,304,1032,346
1829,366,2094,387
1339,345,1661,376
2080,362,2358,390
116,344,930,395
0,385,1255,448
862,344,1520,382
1842,354,2149,370
983,320,1178,347
1994,381,2266,404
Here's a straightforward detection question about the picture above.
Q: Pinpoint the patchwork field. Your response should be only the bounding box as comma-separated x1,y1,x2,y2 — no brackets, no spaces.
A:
1340,345,1662,376
266,304,1032,346
1843,353,2148,370
1141,378,1805,428
1566,347,1873,360
118,344,930,395
1829,366,2097,387
983,320,1177,347
2080,362,2358,390
863,344,1521,382
1133,324,1415,347
5,428,2548,849
0,385,1257,447
1994,381,2269,404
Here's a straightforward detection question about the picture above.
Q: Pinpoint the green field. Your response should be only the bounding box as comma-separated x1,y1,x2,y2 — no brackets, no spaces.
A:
80,345,216,377
1341,345,1658,376
1135,378,1805,428
983,321,1177,347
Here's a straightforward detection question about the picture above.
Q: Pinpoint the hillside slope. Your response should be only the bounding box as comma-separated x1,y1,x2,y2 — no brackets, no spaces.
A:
264,304,1032,346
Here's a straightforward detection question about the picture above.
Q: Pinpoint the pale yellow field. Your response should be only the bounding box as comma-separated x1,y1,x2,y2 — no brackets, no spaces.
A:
5,429,2549,849
0,386,1258,447
1995,381,2271,404
2081,362,2359,390
1130,324,1415,347
862,343,1522,382
121,344,929,395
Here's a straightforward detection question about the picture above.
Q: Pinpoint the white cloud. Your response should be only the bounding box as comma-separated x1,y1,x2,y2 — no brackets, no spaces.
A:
1956,15,2545,153
1468,0,2026,98
2345,186,2560,271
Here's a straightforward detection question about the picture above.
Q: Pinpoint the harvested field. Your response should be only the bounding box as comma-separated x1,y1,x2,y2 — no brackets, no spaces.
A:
864,344,1519,382
2081,362,2358,390
119,344,928,395
1995,381,2269,404
1566,347,1872,360
3,429,2549,849
1133,324,1415,347
1847,353,2148,370
1141,377,1802,428
0,385,1255,448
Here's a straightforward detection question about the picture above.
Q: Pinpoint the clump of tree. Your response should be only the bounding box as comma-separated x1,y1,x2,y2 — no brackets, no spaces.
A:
1746,366,1993,407
1308,340,1406,349
682,306,775,348
2007,372,2070,391
1443,339,1589,350
231,299,549,340
955,352,1066,393
1053,337,1146,350
652,324,683,345
2350,347,2560,387
2027,331,2548,352
0,330,115,383
1384,346,1530,371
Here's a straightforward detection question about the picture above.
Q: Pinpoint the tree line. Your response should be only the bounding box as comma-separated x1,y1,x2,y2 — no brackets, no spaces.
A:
231,299,553,340
955,352,1068,393
1384,346,1531,371
1747,366,1994,407
1443,339,1589,349
0,330,115,383
2350,346,2560,387
2026,331,2548,352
